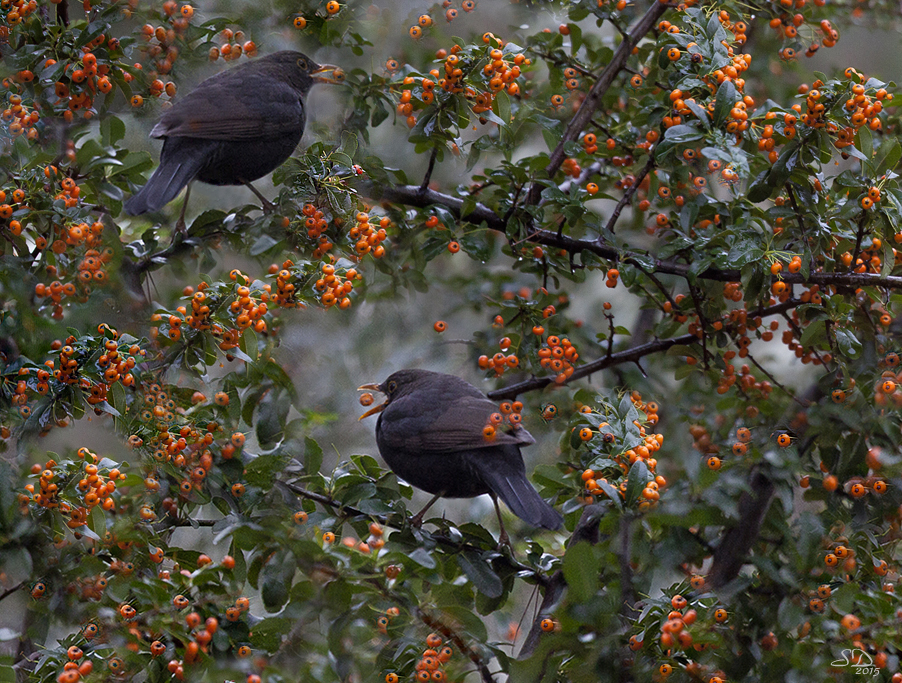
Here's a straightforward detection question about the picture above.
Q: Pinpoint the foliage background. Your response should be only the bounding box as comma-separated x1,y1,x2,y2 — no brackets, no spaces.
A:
3,0,902,682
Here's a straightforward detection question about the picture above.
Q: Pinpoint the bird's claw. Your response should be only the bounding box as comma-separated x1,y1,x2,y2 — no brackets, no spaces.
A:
497,530,512,551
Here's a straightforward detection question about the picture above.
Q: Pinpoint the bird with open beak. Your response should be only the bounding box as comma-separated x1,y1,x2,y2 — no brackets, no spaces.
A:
359,369,562,544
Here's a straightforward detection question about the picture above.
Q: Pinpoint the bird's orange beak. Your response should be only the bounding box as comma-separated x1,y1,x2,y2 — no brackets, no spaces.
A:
312,64,345,85
357,383,386,420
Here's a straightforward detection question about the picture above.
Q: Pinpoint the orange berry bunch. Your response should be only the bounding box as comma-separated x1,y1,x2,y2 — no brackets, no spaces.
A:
1,92,40,141
481,400,524,442
348,211,389,259
577,394,665,509
657,594,702,651
536,335,578,385
314,262,359,310
821,541,858,574
561,157,581,178
405,632,454,682
269,259,304,309
477,336,520,377
208,28,257,62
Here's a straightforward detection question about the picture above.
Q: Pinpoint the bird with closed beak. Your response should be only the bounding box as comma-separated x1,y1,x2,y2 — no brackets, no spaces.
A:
125,51,343,228
359,369,563,544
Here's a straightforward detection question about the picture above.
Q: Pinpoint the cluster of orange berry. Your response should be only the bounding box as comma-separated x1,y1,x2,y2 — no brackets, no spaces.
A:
348,210,388,258
577,396,664,508
269,260,304,309
1,92,39,140
465,38,528,103
385,633,454,683
374,606,401,634
655,594,725,654
314,262,360,310
536,335,578,385
482,400,524,442
207,27,257,62
45,34,128,118
560,157,582,178
137,2,199,75
477,338,519,376
322,524,385,554
580,132,598,155
0,0,37,30
770,15,837,61
54,645,95,683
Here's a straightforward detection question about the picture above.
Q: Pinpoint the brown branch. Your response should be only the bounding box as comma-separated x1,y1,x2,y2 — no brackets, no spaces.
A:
708,467,776,588
523,0,670,206
375,184,902,291
0,581,25,603
488,298,800,399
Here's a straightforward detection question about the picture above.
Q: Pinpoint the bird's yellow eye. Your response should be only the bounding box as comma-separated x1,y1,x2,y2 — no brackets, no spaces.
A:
387,380,398,393
297,58,308,70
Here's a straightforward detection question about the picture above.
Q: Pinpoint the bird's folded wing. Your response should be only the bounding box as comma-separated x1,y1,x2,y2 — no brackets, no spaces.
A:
151,73,305,141
383,395,536,453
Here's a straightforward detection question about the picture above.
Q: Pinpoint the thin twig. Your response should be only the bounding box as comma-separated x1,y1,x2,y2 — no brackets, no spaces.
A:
603,152,656,235
419,146,439,193
745,350,808,407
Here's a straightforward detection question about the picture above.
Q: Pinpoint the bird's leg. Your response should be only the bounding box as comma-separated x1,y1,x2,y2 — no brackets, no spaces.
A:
409,493,443,528
175,182,192,234
491,494,511,549
241,180,275,214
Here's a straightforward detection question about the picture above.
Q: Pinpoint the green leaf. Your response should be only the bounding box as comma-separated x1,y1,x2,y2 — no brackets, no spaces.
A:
712,79,738,128
833,327,862,359
458,551,503,598
562,541,598,602
304,437,323,474
877,139,901,174
624,459,650,508
494,90,511,125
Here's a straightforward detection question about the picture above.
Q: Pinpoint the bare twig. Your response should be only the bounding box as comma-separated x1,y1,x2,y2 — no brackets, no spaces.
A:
603,152,656,235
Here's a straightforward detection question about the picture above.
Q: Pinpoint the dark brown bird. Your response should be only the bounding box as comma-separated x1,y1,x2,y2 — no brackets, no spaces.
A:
125,51,342,225
359,369,562,543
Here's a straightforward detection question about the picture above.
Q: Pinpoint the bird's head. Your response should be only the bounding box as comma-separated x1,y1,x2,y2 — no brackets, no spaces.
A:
266,51,345,92
357,369,436,419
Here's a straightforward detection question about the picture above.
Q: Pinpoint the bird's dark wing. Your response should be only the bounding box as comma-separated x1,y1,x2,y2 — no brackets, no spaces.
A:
379,393,535,455
151,70,305,141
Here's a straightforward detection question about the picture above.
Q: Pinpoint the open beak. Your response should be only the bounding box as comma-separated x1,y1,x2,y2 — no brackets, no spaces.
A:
312,64,345,85
357,383,386,420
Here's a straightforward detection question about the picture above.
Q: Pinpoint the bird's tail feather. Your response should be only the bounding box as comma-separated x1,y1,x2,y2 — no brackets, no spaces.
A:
476,449,563,530
125,145,207,215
